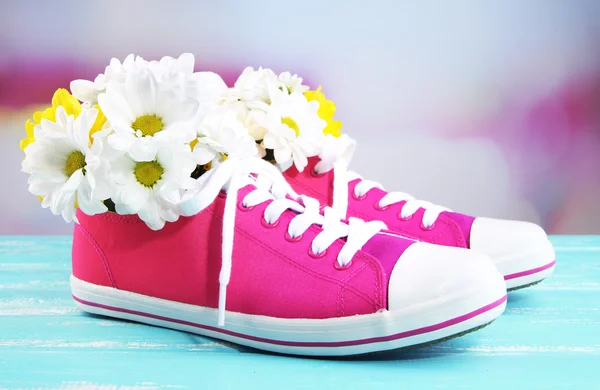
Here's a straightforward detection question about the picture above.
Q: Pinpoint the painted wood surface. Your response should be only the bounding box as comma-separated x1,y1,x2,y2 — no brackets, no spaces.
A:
0,235,598,389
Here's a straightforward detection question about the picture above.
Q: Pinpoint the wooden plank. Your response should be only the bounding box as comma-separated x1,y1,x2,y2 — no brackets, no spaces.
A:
0,236,599,389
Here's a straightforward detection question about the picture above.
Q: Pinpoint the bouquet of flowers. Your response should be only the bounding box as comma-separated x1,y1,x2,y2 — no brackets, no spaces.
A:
20,54,350,230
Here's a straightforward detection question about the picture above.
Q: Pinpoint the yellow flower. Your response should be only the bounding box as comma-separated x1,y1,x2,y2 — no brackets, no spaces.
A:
21,89,82,151
304,86,342,138
20,88,107,152
89,103,107,140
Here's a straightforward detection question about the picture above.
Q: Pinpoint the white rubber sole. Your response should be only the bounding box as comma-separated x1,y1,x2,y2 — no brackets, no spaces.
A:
71,275,507,356
495,243,556,290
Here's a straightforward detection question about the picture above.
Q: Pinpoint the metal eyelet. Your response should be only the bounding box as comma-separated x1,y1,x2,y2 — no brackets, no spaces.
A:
397,213,413,221
237,200,254,212
420,221,436,231
352,191,367,201
334,260,353,270
373,201,389,211
308,247,327,259
310,167,325,178
261,217,280,228
285,231,303,242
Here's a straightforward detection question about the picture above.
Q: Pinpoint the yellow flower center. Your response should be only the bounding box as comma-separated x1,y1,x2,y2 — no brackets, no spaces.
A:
281,117,300,136
64,151,86,177
134,160,164,187
132,114,164,137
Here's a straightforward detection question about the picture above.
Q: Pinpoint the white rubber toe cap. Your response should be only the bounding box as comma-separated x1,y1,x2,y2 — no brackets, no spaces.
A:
388,242,506,312
469,217,555,278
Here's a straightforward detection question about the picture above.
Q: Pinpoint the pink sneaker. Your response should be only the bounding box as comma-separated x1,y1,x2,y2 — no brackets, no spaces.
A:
71,159,507,356
282,156,556,291
20,56,507,356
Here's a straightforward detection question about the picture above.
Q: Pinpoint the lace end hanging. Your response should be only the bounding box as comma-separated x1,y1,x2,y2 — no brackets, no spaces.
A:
218,283,227,326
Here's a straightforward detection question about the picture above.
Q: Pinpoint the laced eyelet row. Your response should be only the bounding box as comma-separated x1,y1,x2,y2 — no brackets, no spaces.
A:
399,214,437,230
353,193,391,212
397,212,436,230
242,196,353,270
348,179,442,232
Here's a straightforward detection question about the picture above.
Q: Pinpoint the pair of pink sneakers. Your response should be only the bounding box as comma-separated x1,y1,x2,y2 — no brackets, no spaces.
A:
21,54,554,356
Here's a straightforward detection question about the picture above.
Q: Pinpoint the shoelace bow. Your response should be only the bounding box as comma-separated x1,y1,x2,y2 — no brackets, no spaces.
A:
179,157,386,326
315,136,450,228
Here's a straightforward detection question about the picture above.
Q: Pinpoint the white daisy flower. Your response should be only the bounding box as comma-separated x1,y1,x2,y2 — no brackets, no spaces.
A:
278,71,309,94
193,109,259,165
146,53,195,80
71,54,138,105
109,142,197,230
21,106,111,222
218,100,268,142
244,109,269,142
224,66,278,108
262,88,326,171
99,69,203,162
317,134,357,169
71,53,226,107
143,54,227,117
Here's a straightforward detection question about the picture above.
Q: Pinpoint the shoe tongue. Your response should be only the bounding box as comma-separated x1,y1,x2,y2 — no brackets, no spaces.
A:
441,211,476,247
360,233,415,281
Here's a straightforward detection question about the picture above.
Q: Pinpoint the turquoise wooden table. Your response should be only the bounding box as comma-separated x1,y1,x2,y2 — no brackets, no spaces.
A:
0,236,599,389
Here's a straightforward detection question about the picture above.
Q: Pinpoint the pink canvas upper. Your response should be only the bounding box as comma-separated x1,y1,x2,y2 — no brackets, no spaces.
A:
283,157,476,249
72,185,417,319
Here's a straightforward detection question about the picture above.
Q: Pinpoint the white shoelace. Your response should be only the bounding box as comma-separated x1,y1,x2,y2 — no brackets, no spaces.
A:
179,157,386,326
314,138,450,228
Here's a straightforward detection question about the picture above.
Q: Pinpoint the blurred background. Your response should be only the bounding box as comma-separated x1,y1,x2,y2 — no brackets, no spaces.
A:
1,0,599,234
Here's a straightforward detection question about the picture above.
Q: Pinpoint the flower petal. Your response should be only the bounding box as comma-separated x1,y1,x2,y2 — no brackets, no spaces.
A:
70,80,99,103
98,85,136,126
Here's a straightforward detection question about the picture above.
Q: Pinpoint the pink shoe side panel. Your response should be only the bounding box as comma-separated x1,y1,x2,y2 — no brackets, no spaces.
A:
443,212,476,247
72,223,116,288
72,187,388,319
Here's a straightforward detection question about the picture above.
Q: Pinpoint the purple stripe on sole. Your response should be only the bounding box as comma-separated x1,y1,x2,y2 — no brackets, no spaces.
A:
72,294,507,348
504,260,556,281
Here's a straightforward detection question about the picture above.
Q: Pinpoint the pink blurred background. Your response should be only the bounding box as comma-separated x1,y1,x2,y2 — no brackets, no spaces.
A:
1,0,599,234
